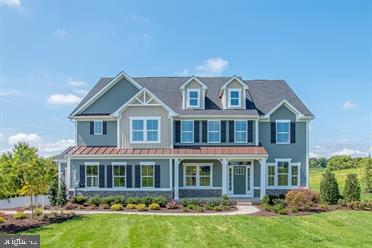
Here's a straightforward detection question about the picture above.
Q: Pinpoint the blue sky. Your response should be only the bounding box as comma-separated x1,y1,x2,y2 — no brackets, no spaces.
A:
0,0,371,157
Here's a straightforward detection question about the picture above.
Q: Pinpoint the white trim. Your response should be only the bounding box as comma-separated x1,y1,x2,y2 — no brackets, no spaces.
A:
85,163,99,189
93,120,103,135
276,120,290,144
183,163,213,188
74,188,172,192
266,159,302,189
74,120,77,146
228,163,254,197
129,117,161,144
112,163,127,188
117,114,121,148
68,154,269,160
186,89,201,108
263,100,306,120
176,115,259,119
70,71,143,117
181,120,194,143
84,162,100,166
70,116,117,121
180,76,208,90
221,158,228,195
227,88,242,108
234,120,248,143
174,159,180,200
255,119,259,146
207,120,221,143
169,159,173,190
305,120,310,188
140,162,155,189
219,76,248,96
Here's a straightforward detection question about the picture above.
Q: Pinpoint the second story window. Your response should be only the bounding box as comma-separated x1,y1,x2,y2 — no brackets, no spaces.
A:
130,118,160,143
276,120,290,144
208,120,221,143
228,89,241,107
234,120,247,143
94,120,103,135
181,120,194,143
187,89,200,108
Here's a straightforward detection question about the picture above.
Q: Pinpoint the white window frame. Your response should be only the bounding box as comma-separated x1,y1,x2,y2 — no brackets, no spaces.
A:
140,162,155,189
112,162,127,188
276,120,290,144
85,162,99,188
207,120,221,143
183,163,213,188
129,117,161,144
228,88,241,108
266,159,301,189
94,120,103,135
234,120,247,143
181,120,194,143
186,89,200,108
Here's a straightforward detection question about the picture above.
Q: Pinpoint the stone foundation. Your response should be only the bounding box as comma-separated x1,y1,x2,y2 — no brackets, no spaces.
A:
179,189,222,198
265,189,289,196
68,190,173,199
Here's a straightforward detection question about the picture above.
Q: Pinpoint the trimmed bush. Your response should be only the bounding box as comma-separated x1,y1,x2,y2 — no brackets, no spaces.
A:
64,202,75,210
153,196,168,207
127,197,142,205
285,189,314,210
148,203,160,210
34,208,43,216
101,203,110,209
73,195,88,205
364,159,372,193
126,204,137,209
0,217,5,223
136,204,147,211
87,195,102,206
213,205,224,211
111,204,124,211
141,196,154,206
261,195,270,205
166,201,180,209
343,174,361,202
320,170,340,204
13,211,27,220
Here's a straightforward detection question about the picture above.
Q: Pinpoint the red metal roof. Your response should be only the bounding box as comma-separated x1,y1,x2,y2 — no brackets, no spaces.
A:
64,146,267,156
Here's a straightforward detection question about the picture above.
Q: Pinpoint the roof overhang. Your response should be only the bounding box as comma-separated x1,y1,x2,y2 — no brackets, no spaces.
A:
180,76,208,90
219,76,248,96
261,99,314,121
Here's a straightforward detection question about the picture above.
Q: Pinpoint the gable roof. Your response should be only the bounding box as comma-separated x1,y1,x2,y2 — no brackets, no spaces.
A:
219,76,248,96
70,74,313,118
180,76,208,90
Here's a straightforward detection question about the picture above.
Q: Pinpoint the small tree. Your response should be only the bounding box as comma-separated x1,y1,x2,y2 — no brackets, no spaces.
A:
57,179,67,207
48,175,59,206
320,170,340,204
343,173,361,202
363,159,372,193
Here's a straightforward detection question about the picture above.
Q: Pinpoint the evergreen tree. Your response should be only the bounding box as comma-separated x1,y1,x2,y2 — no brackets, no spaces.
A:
343,173,361,202
320,170,340,204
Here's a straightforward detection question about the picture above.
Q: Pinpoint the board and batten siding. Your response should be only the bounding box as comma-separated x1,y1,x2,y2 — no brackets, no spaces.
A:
121,106,172,149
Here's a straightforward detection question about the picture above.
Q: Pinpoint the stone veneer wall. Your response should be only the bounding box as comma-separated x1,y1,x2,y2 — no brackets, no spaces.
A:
265,189,290,196
69,190,172,199
179,189,222,198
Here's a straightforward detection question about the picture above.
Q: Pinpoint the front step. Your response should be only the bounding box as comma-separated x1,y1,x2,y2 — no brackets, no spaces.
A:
236,201,253,206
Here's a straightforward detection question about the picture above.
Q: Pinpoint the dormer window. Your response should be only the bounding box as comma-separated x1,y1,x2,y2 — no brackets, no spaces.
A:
228,89,241,108
187,89,200,108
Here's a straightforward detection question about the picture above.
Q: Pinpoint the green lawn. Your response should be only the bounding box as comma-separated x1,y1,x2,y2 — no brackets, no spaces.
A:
22,211,372,248
310,167,372,200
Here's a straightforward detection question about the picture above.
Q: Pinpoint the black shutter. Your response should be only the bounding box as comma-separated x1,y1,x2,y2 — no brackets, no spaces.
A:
202,121,208,143
99,165,105,188
290,122,296,143
135,165,141,188
175,121,181,143
103,121,107,135
79,165,85,188
194,121,200,143
271,122,276,143
229,121,234,143
155,165,161,188
126,165,132,188
248,121,253,143
90,122,94,135
106,165,112,188
221,121,227,143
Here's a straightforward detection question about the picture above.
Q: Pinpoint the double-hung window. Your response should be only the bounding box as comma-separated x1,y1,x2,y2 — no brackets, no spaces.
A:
229,89,241,107
267,160,300,188
291,164,300,186
267,165,275,186
234,120,247,143
276,120,290,144
184,164,212,187
141,163,154,188
181,120,194,143
86,164,98,188
208,120,221,143
94,120,103,135
131,118,160,143
113,164,126,188
187,89,200,108
277,161,289,186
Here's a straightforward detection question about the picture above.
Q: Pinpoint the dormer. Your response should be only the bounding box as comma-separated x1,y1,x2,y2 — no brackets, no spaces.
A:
219,76,248,109
180,76,208,110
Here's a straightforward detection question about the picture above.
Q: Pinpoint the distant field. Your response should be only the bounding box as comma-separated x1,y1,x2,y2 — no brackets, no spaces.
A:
310,167,372,200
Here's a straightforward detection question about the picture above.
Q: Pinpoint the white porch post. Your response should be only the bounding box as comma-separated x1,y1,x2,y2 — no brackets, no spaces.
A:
174,159,180,200
66,158,71,191
221,158,228,196
57,162,62,190
260,158,267,199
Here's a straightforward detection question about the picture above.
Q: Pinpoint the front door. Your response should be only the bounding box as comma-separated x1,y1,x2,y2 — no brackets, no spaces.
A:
233,166,246,195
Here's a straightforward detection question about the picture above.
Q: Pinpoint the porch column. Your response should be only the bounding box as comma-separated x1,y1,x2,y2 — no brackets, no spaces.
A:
174,159,180,200
260,158,267,199
221,158,228,195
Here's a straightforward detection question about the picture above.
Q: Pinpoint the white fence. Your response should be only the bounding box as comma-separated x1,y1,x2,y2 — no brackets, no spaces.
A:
0,195,50,209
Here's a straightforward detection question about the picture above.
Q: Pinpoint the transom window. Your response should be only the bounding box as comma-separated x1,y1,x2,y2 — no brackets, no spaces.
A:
229,89,241,107
94,121,103,135
131,118,160,143
113,165,126,188
207,120,221,143
187,89,200,107
184,164,212,187
181,120,194,143
276,120,290,144
267,160,300,188
234,120,247,143
86,164,98,188
141,164,154,188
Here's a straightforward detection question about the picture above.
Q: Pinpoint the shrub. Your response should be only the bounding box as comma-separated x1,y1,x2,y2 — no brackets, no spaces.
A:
186,204,198,210
320,170,340,204
272,199,286,214
13,211,27,220
57,179,67,206
101,196,116,205
42,213,49,221
136,204,147,211
166,201,180,209
194,206,204,212
0,217,5,223
111,204,124,211
180,199,202,207
34,208,43,216
213,205,224,211
127,197,142,205
289,207,299,213
364,159,372,193
73,195,88,205
148,203,160,210
261,195,270,205
141,196,154,206
126,204,137,209
327,155,358,171
64,202,75,210
101,203,110,209
153,196,168,207
48,175,59,206
87,195,102,206
285,189,314,210
262,203,272,211
343,173,361,202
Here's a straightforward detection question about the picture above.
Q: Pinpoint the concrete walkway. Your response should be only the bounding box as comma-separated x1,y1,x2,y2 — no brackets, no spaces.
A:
0,205,260,216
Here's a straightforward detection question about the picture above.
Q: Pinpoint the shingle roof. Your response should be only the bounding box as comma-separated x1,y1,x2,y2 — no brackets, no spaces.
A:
70,76,313,117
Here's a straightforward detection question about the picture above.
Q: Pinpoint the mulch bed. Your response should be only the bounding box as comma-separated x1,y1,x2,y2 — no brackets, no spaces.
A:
251,204,351,216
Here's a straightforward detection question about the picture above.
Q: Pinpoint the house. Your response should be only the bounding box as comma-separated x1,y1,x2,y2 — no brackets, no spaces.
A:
57,71,314,200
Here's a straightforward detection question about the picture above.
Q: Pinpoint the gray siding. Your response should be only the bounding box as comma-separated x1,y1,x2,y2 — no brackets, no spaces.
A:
82,78,139,115
77,121,117,146
178,160,222,187
183,79,205,110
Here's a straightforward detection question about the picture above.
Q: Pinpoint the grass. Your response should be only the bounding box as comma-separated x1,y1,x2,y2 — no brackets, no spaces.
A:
310,167,372,200
21,211,372,248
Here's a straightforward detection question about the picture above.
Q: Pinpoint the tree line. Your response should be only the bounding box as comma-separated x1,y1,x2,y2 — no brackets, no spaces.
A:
310,155,372,171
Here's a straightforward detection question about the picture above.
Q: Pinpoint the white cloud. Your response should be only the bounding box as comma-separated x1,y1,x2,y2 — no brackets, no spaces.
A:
47,94,81,105
0,89,25,97
0,133,4,142
0,0,21,8
38,139,74,154
310,140,370,158
331,148,368,157
67,80,87,87
125,15,155,26
53,29,67,39
73,89,88,97
8,133,41,145
176,57,229,77
343,100,357,110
